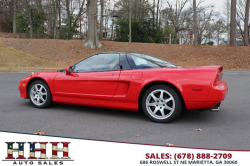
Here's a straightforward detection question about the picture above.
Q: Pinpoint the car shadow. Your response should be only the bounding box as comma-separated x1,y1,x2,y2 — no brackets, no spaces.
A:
53,103,147,121
21,100,217,124
52,103,217,124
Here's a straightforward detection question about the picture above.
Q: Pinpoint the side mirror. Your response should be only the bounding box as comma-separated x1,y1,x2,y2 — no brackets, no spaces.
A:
66,66,73,75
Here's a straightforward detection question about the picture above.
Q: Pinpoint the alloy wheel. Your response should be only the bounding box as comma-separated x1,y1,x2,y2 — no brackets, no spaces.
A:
30,84,47,106
146,89,175,120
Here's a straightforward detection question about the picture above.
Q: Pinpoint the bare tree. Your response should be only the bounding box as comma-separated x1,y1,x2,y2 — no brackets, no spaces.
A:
73,0,85,28
156,0,160,28
13,0,17,34
196,5,216,44
236,0,246,43
52,0,57,39
114,0,151,21
84,0,102,48
153,0,155,28
0,0,6,32
230,0,237,46
66,0,71,39
244,0,250,46
57,0,62,29
167,0,190,44
99,0,104,40
26,0,33,39
193,0,198,46
224,0,247,44
37,0,43,12
214,19,226,45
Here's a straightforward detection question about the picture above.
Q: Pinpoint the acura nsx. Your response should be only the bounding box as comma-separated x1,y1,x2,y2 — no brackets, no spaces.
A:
19,52,228,122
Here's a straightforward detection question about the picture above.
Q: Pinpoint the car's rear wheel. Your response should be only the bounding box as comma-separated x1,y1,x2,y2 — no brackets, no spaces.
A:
28,80,53,108
142,84,182,123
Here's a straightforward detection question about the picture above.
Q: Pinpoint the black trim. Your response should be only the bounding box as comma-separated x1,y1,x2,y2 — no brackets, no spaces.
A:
119,53,132,70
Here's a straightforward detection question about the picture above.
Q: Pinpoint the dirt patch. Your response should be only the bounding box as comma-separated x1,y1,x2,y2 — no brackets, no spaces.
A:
1,37,250,71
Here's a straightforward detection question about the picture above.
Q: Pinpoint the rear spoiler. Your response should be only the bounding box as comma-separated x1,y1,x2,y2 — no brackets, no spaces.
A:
215,66,223,82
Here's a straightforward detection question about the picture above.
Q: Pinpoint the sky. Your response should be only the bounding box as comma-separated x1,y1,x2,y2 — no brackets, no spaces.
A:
200,0,226,12
160,0,226,15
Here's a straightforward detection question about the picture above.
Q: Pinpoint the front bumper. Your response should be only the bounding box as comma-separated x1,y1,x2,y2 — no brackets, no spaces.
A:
19,81,28,99
19,88,27,98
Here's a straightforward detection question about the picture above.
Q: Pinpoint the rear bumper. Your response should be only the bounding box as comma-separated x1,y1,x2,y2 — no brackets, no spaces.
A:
185,81,228,110
207,81,228,103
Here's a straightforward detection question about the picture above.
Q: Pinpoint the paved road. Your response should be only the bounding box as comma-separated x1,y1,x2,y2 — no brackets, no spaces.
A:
0,71,250,150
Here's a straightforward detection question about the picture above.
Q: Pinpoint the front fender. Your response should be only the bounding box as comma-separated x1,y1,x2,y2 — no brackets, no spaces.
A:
19,72,58,98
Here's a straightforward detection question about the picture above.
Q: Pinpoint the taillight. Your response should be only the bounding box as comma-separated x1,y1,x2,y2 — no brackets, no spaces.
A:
215,67,223,82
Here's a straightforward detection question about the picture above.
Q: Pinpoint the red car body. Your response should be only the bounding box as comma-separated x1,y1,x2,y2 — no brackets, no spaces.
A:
19,53,228,111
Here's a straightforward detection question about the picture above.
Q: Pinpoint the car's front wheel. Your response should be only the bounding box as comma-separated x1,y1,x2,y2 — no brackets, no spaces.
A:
28,80,53,108
142,84,182,123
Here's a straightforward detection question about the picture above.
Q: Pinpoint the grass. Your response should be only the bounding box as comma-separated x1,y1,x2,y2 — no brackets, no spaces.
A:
0,39,60,72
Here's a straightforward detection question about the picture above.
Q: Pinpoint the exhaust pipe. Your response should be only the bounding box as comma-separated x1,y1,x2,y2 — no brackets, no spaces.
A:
210,103,221,112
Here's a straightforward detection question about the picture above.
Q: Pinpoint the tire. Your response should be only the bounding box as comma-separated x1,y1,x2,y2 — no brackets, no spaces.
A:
28,80,53,108
142,84,182,123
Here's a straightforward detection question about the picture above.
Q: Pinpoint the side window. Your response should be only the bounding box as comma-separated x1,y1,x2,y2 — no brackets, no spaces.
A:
73,54,120,72
127,54,160,69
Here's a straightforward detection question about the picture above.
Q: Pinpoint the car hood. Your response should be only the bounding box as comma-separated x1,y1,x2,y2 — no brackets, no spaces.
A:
20,71,59,82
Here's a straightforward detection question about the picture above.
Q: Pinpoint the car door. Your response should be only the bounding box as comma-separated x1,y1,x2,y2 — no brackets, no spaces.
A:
54,53,121,104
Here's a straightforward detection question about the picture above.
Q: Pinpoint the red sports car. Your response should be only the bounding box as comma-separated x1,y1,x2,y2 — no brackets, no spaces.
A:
19,52,228,122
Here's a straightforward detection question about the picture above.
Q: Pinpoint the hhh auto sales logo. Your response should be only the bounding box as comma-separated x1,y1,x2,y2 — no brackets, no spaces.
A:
3,142,73,165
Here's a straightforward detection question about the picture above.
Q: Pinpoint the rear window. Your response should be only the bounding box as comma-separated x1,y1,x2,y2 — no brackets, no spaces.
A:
127,53,176,69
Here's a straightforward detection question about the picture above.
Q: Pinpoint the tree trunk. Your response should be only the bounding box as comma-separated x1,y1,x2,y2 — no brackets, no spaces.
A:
174,0,178,44
129,0,132,42
174,29,178,44
38,0,43,12
156,0,160,28
66,0,71,40
193,0,198,46
244,0,250,46
230,0,237,47
139,0,142,21
134,0,137,20
153,0,155,29
142,0,145,21
73,0,85,30
26,1,33,39
83,0,102,49
53,0,57,39
0,0,6,32
13,0,17,34
217,33,220,46
99,0,104,40
58,0,61,28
